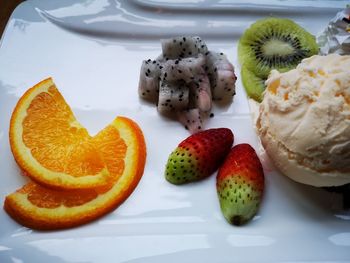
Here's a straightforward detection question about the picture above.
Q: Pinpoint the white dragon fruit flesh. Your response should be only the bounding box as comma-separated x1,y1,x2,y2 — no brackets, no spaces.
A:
205,51,237,101
138,36,236,133
138,59,162,102
158,80,189,114
161,36,208,59
161,54,206,83
188,73,212,112
177,108,204,134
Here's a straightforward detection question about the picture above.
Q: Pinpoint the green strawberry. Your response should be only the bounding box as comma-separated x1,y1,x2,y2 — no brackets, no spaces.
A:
216,143,264,225
165,128,234,184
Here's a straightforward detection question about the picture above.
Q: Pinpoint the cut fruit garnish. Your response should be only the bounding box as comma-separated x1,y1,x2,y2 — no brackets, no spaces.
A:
9,78,116,189
238,17,319,77
138,36,237,133
241,65,266,102
238,17,319,101
4,116,146,230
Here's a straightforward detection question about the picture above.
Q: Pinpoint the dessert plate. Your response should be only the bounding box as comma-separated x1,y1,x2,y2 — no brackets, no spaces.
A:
0,0,349,262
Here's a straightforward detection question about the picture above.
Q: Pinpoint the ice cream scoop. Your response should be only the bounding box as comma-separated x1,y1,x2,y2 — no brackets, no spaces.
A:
257,54,350,187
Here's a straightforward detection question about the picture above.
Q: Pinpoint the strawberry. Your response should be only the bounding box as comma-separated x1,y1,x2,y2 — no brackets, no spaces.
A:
216,143,264,225
165,128,234,184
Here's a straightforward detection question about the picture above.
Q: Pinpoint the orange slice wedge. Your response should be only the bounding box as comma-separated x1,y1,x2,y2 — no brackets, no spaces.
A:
10,78,113,189
4,116,146,230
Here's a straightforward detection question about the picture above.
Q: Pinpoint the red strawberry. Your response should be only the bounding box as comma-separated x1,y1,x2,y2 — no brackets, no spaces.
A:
165,128,234,184
216,143,264,225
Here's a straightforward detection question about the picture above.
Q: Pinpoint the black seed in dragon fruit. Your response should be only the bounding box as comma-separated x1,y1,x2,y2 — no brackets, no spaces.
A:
177,108,204,134
138,36,237,133
161,54,206,84
188,74,212,112
138,59,162,102
158,80,189,114
192,36,209,54
205,51,237,101
161,36,208,60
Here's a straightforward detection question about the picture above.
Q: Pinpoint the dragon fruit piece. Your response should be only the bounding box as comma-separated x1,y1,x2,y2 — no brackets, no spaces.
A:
157,80,189,114
138,36,238,133
189,74,212,112
138,59,162,102
161,54,206,84
161,36,208,59
177,108,204,134
205,51,237,101
192,36,209,54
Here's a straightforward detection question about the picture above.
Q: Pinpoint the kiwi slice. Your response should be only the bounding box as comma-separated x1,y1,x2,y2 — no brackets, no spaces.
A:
241,65,265,102
238,17,318,77
238,17,318,101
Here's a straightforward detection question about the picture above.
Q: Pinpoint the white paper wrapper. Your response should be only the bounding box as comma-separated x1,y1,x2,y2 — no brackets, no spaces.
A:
317,7,350,55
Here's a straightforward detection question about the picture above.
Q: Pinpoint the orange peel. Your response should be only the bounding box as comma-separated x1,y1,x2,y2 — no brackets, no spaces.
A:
5,116,146,230
9,78,113,189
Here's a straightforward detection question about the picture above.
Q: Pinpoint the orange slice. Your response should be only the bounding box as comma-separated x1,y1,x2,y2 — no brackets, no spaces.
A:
4,116,146,230
10,78,113,189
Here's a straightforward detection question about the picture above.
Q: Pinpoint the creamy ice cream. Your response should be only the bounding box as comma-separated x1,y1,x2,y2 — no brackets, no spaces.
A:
257,54,350,187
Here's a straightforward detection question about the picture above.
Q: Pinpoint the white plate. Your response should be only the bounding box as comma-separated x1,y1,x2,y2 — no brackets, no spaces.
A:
0,1,349,262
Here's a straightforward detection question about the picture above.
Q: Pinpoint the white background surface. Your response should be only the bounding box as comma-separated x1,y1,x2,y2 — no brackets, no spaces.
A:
0,1,349,262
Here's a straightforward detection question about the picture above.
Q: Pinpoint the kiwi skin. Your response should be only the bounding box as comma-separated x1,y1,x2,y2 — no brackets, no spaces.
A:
238,17,319,101
241,65,265,102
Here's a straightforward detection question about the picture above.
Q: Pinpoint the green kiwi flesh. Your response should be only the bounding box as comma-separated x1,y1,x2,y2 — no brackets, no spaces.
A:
238,17,318,101
241,65,265,103
239,17,318,78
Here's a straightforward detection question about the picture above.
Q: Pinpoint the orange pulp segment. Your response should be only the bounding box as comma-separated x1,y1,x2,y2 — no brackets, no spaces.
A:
9,78,113,189
4,116,147,230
